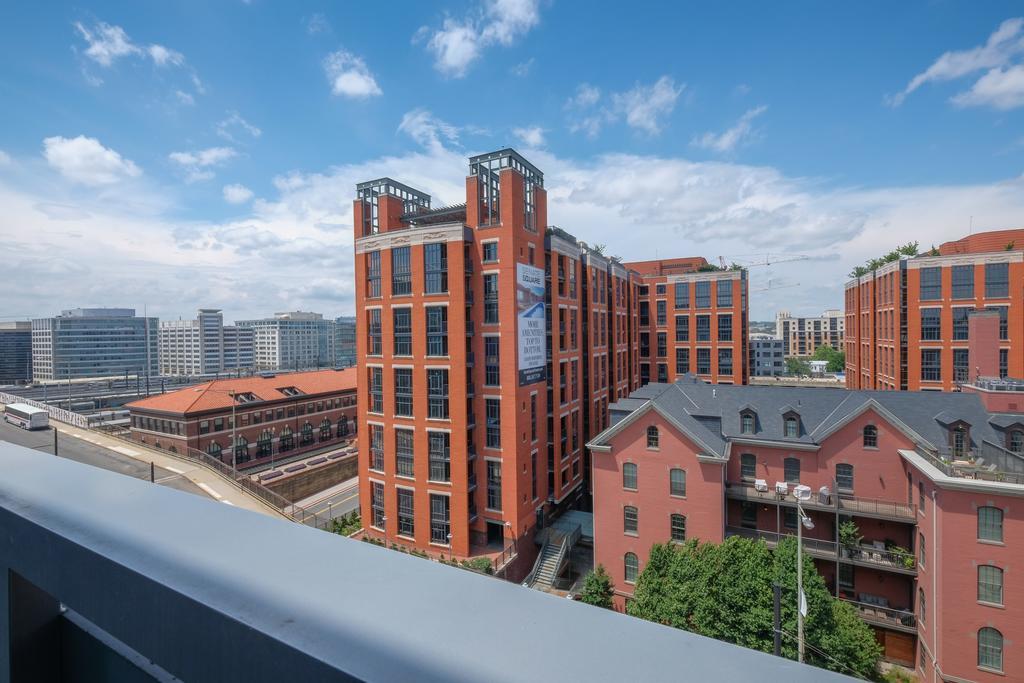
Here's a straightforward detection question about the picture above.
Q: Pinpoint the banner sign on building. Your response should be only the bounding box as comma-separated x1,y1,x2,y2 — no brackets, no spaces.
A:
517,263,547,386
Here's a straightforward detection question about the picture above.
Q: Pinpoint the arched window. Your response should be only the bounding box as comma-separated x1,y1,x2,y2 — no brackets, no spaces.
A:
301,421,314,445
257,429,273,457
233,435,248,463
624,506,638,534
337,415,349,438
624,552,639,583
918,532,925,568
319,417,332,441
669,468,686,497
784,457,800,484
863,425,878,448
646,426,659,449
740,453,756,481
784,416,799,438
279,425,294,452
1008,429,1024,453
836,463,854,492
978,506,1004,542
670,514,686,542
978,565,1003,605
207,441,222,457
918,588,926,624
978,627,1003,672
622,462,638,490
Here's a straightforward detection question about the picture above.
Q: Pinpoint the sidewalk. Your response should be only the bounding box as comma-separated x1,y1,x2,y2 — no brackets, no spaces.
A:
54,422,288,519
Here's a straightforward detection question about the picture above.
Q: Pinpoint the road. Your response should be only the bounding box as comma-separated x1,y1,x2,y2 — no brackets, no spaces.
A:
0,419,206,497
293,477,359,523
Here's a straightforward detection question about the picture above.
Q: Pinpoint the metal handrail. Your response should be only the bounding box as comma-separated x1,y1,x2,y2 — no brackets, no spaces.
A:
840,598,916,629
725,526,837,555
840,544,916,571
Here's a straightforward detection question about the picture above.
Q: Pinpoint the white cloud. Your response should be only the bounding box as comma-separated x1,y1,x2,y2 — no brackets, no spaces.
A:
950,64,1024,110
11,120,1024,322
612,76,683,134
510,58,534,77
216,112,262,143
74,21,140,66
323,49,383,98
0,150,10,166
169,147,237,183
417,0,540,78
692,105,768,153
398,109,461,152
306,13,330,35
890,17,1024,107
513,125,545,148
566,78,682,136
223,184,254,204
43,135,141,186
73,20,201,102
147,44,185,67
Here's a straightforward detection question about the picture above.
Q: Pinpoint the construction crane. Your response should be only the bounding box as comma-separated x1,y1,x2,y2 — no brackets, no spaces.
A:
719,254,810,269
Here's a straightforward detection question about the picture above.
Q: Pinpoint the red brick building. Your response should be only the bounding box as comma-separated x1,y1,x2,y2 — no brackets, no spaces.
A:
845,229,1024,391
589,377,1024,678
352,149,749,571
126,369,357,468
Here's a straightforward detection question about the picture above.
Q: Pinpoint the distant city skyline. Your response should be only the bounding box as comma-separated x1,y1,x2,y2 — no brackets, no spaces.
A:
2,3,1023,320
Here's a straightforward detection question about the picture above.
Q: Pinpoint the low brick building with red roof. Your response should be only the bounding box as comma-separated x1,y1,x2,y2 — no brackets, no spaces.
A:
126,368,357,469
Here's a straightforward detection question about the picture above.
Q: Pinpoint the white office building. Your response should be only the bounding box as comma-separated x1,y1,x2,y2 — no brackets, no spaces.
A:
236,312,335,372
158,309,254,376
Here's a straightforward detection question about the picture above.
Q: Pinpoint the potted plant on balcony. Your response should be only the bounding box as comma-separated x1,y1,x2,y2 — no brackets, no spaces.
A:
838,520,862,558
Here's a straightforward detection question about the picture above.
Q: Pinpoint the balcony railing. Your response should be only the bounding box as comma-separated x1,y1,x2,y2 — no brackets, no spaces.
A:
840,599,916,633
468,471,478,491
0,440,856,682
726,482,915,522
840,545,917,575
724,526,837,559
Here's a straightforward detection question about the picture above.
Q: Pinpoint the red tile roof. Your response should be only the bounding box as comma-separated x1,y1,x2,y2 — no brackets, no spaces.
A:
127,369,357,415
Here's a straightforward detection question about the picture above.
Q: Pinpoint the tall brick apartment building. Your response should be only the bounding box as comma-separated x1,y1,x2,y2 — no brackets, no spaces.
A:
845,228,1024,391
352,149,749,568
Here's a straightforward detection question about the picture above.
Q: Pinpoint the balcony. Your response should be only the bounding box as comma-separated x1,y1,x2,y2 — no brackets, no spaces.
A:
468,470,478,491
0,441,847,682
725,526,837,561
725,526,916,577
725,482,915,522
840,599,916,634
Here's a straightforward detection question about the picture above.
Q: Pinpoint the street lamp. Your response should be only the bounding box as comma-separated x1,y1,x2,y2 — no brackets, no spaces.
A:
793,485,815,664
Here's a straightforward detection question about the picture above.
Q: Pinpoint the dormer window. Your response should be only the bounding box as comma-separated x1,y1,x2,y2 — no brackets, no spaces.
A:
1009,429,1024,454
740,411,755,435
278,386,304,397
784,415,800,439
949,422,970,459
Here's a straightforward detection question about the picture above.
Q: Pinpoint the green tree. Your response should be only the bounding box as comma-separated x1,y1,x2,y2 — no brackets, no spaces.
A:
812,345,846,373
785,357,811,376
579,565,616,608
628,537,882,680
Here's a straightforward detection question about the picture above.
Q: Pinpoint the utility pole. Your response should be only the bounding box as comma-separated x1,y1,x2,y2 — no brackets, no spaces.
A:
773,582,782,657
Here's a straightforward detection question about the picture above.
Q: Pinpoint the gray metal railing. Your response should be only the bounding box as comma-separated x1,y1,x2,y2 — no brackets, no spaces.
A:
840,598,916,631
725,526,837,556
0,440,854,682
840,545,916,573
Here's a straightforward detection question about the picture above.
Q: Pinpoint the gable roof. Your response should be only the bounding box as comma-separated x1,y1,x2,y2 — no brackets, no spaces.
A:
127,369,357,415
595,380,1015,459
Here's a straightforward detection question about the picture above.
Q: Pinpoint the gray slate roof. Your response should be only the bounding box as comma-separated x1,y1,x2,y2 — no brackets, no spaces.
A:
602,374,1020,458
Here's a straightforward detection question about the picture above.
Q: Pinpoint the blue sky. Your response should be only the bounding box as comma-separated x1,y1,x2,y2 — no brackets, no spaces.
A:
1,1,1023,322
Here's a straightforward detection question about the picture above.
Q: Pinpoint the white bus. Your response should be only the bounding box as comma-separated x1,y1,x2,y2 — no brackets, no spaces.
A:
4,403,49,430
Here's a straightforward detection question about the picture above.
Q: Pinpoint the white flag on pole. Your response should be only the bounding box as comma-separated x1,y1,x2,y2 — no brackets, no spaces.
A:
799,589,808,617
